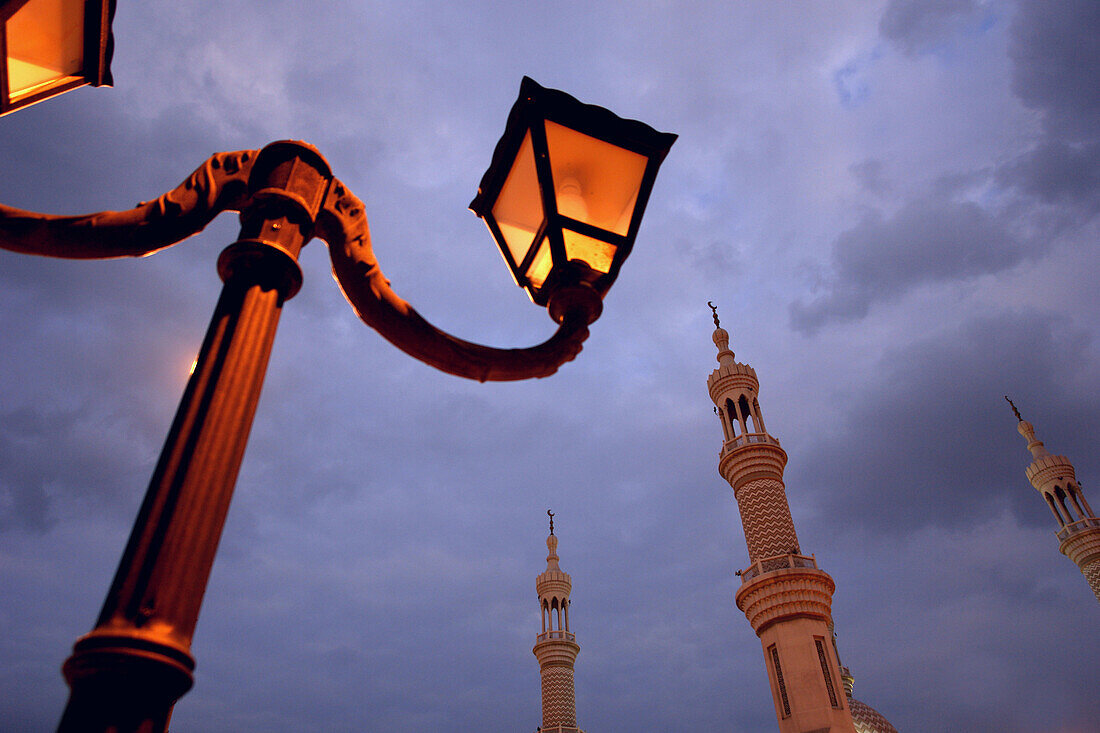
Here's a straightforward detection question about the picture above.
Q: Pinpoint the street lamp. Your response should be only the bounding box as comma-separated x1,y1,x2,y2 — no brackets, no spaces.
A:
0,0,115,116
0,78,674,731
471,77,677,316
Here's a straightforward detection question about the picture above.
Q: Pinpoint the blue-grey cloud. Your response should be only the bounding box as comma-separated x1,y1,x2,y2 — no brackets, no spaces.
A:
790,196,1023,333
879,0,982,55
791,310,1100,532
997,0,1100,220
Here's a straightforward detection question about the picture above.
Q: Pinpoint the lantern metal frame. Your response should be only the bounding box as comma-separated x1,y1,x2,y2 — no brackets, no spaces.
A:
470,76,676,306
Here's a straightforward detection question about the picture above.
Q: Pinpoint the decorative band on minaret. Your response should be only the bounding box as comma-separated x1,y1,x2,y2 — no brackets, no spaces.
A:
533,511,583,733
1007,397,1100,602
706,304,856,733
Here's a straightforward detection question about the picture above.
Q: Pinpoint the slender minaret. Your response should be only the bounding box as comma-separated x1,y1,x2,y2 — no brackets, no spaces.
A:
533,511,583,733
706,304,855,733
1007,396,1100,602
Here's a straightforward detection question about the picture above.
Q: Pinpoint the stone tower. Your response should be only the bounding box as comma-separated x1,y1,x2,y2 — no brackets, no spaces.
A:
705,306,855,733
1007,397,1100,602
533,511,583,733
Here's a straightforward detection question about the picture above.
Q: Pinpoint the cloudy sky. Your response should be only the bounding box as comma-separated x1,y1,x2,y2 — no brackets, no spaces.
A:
2,0,1099,730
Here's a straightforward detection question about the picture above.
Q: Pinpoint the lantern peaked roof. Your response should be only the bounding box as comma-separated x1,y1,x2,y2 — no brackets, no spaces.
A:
469,76,677,216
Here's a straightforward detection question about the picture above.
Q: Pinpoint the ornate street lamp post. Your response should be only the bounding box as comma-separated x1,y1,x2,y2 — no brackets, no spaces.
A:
0,78,674,732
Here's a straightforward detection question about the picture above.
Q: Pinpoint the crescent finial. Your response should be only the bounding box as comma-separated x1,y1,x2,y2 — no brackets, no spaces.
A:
547,509,555,535
708,301,720,328
1005,395,1023,422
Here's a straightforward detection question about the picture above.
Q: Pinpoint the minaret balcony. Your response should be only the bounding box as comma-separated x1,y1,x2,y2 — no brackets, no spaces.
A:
536,630,577,642
718,434,788,490
739,552,819,583
723,432,780,451
1056,516,1100,542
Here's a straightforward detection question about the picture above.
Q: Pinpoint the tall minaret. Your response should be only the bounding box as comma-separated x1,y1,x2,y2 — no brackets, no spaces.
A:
706,304,855,733
1007,397,1100,602
533,511,583,733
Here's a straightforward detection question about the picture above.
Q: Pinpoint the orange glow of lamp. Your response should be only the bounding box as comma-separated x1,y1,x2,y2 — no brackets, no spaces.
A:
470,77,676,311
1,0,114,116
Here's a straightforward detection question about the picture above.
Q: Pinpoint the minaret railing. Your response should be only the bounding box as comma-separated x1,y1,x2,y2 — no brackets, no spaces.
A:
536,630,577,642
740,552,819,582
723,432,780,451
1056,516,1100,541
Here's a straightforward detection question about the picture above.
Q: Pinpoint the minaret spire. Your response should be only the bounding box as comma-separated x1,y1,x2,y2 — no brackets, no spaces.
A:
1009,398,1100,602
533,513,582,733
705,305,856,733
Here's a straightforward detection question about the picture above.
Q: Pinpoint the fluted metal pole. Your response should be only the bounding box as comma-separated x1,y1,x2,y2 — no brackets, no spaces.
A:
58,142,332,732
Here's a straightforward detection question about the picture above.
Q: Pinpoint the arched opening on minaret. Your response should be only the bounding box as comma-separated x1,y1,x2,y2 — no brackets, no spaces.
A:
1045,491,1066,526
1067,486,1086,520
752,397,766,434
726,398,743,438
542,600,550,633
563,599,570,631
1054,485,1075,523
718,405,732,441
739,394,757,434
1062,482,1090,520
1069,482,1096,518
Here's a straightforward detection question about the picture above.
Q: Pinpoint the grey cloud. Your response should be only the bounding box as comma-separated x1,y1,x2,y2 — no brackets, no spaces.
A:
850,159,892,195
0,405,152,532
790,197,1023,333
997,0,1100,220
996,140,1100,214
1008,0,1100,141
790,311,1100,534
879,0,981,55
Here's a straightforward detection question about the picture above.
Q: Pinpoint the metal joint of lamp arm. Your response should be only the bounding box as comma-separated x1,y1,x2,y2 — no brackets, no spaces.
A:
0,140,596,382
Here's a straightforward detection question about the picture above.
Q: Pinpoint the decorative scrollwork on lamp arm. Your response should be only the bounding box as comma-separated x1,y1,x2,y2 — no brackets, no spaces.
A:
0,149,257,259
0,145,595,382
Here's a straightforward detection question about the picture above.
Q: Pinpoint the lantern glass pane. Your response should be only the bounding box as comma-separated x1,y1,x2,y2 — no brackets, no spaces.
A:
545,120,648,236
563,229,617,275
6,0,86,100
527,236,553,291
491,130,544,272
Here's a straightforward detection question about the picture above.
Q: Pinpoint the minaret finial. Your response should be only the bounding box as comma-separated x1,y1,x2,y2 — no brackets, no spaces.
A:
1005,395,1022,422
708,301,720,328
547,509,555,536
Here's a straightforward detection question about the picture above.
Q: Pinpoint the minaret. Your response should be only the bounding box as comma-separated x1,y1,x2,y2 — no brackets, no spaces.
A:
533,511,583,733
706,304,855,733
1007,397,1100,602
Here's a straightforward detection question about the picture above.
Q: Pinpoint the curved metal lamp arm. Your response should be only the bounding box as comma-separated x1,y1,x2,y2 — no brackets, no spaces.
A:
0,150,257,259
0,145,598,382
318,179,594,382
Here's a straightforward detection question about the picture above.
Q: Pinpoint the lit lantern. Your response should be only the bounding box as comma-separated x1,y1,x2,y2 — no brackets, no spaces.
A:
471,77,676,307
1,0,114,116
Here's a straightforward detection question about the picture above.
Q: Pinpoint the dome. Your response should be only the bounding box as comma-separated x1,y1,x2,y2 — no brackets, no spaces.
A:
842,668,897,733
849,696,898,733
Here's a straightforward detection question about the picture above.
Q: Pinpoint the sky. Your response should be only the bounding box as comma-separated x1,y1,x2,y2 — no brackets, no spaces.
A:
1,0,1099,731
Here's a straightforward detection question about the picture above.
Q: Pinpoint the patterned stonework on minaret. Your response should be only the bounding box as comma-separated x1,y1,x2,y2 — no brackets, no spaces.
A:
706,304,857,733
533,511,583,733
1008,397,1100,602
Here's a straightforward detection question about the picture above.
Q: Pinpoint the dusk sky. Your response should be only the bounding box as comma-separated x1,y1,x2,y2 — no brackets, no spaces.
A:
2,1,1099,731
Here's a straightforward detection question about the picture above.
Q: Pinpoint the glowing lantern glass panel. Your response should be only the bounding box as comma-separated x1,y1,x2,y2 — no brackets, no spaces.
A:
491,130,542,273
1,0,114,116
471,77,676,306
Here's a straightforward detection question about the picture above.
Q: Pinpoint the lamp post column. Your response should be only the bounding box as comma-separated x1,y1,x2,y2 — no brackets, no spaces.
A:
58,141,333,733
